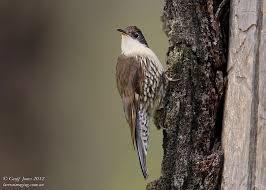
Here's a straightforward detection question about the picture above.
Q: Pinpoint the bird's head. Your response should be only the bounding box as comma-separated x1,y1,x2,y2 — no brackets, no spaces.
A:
117,26,148,47
117,26,149,55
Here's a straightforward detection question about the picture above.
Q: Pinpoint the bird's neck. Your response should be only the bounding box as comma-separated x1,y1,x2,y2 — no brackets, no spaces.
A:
120,35,164,73
121,35,151,57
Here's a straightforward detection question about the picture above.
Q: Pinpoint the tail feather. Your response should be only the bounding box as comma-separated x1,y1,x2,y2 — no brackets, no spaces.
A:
135,107,149,179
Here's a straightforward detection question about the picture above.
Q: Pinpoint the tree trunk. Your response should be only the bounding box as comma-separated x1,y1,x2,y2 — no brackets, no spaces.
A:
221,0,265,189
147,0,229,189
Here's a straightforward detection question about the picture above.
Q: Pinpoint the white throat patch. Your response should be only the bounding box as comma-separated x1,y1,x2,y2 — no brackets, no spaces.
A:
121,35,150,56
120,35,164,73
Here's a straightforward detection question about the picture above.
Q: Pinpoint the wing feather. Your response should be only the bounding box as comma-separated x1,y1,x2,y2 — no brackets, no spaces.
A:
116,55,144,147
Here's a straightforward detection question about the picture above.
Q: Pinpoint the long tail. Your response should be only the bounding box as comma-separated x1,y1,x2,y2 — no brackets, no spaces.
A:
135,106,149,179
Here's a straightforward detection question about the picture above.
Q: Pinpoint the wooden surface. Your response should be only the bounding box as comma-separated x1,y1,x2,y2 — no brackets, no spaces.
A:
222,0,265,189
255,1,266,189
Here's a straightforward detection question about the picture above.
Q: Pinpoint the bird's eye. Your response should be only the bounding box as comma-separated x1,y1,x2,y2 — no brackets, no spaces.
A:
133,33,139,38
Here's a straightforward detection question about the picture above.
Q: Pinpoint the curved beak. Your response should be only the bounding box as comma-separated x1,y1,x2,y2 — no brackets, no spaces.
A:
117,28,127,35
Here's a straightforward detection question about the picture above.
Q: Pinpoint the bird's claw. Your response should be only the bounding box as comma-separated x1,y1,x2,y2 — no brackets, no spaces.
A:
164,74,180,82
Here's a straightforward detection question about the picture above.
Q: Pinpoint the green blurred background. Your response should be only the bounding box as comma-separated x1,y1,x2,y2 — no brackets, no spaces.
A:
0,0,168,189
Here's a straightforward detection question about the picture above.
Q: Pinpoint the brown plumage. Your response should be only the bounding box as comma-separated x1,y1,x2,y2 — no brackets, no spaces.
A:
116,54,144,148
116,26,165,179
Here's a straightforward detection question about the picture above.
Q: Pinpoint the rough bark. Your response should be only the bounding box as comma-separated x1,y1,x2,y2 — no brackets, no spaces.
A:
221,0,265,189
147,0,229,189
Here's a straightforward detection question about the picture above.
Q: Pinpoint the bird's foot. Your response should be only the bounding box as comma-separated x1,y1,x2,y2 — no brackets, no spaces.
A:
153,108,165,130
164,73,180,82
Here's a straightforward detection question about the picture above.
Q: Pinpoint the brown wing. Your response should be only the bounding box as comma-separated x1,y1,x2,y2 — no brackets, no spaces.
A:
116,54,144,148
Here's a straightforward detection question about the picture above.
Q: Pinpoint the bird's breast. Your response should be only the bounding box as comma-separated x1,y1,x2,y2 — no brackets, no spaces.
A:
136,55,164,110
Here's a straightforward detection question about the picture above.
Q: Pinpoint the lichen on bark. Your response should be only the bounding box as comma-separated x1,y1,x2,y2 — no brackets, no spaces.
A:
147,0,229,189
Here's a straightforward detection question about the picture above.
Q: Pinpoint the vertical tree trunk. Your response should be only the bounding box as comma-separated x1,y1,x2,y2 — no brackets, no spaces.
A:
221,0,265,189
147,0,229,189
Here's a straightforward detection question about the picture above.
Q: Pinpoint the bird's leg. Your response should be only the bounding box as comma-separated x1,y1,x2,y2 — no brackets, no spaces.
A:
153,90,168,130
153,108,165,130
164,73,180,82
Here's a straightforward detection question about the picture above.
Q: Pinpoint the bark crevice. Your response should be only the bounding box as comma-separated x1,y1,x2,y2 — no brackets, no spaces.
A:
147,0,229,189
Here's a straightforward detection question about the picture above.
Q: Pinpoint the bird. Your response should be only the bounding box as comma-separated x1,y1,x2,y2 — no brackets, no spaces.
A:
116,26,165,179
